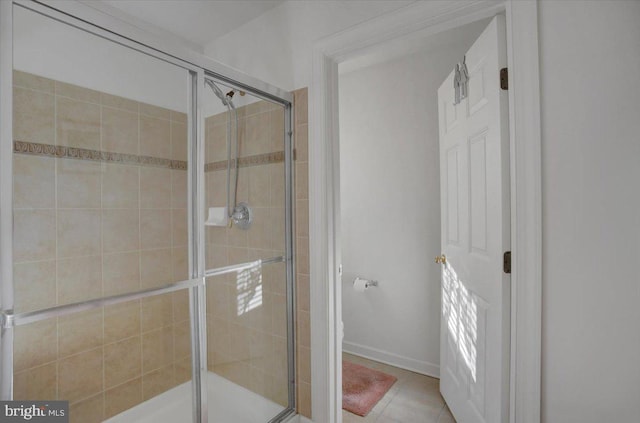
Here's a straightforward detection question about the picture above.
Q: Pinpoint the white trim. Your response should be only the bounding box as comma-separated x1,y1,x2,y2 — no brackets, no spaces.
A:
309,1,542,422
343,342,440,379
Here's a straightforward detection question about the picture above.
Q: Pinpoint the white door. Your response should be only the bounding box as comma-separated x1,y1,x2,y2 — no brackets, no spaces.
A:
437,16,510,423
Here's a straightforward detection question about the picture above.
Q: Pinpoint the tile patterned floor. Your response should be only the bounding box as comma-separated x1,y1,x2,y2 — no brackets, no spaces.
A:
342,353,456,423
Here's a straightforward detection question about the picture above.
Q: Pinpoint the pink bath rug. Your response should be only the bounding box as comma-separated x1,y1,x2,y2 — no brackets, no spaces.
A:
342,360,397,416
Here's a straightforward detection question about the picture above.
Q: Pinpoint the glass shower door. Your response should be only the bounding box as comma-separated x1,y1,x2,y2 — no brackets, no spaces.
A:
9,4,195,422
203,77,294,423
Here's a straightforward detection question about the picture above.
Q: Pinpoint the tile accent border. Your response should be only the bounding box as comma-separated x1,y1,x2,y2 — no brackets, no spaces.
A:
14,140,188,170
14,141,292,172
204,150,290,172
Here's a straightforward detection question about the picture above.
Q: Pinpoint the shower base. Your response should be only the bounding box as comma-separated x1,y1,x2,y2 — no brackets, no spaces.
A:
104,372,285,423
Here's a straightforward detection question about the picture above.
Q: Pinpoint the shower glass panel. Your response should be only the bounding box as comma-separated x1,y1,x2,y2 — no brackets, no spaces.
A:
10,5,193,422
203,78,291,422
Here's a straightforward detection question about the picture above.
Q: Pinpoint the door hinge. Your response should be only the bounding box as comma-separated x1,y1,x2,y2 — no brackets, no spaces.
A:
500,68,508,90
503,251,511,274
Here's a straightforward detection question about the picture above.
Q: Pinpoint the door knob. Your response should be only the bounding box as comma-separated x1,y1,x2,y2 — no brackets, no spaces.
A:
435,254,447,264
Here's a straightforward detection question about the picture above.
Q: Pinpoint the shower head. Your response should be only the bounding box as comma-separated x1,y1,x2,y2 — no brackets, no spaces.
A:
205,79,232,107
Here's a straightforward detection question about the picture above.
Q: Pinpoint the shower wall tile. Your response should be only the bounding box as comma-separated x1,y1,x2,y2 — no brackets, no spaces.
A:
140,115,171,159
13,209,56,262
56,159,101,209
55,81,101,103
103,251,140,296
102,164,140,208
13,154,55,209
13,87,54,144
104,377,142,419
69,394,104,423
57,255,102,305
12,71,191,418
56,96,101,149
170,121,188,161
13,70,54,93
104,336,142,389
101,106,139,155
13,260,56,313
57,209,101,258
58,309,104,358
58,347,104,404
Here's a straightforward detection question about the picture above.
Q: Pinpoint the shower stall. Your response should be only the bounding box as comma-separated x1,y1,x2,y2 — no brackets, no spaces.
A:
0,1,298,423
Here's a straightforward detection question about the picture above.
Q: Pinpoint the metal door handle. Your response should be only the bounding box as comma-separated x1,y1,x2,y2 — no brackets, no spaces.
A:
435,254,447,264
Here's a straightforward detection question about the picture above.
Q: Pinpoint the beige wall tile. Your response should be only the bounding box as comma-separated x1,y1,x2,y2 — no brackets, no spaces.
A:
104,377,142,419
57,209,101,258
56,97,100,149
206,122,227,163
56,159,101,209
228,225,248,248
171,208,188,247
140,167,171,209
140,248,173,288
174,356,192,384
141,294,173,333
172,290,190,323
139,103,171,120
244,112,270,156
296,199,309,238
102,164,139,209
271,207,286,253
101,106,138,155
101,93,138,113
140,209,171,250
247,207,270,250
298,346,311,384
170,111,187,124
55,81,100,104
14,319,57,372
294,88,308,126
269,109,285,152
104,336,142,389
13,71,54,93
14,209,56,262
69,393,104,423
171,122,188,161
13,154,55,209
57,255,102,305
297,274,310,313
58,309,103,358
142,327,174,373
295,124,308,162
206,170,227,208
295,162,308,200
298,310,310,348
172,247,189,282
270,164,285,208
173,320,191,359
102,209,139,253
272,295,287,339
207,245,228,270
298,381,312,418
13,87,54,144
171,170,188,209
248,165,270,207
58,347,103,403
140,115,171,159
13,363,57,400
104,300,140,344
296,236,310,275
13,260,56,313
142,365,175,400
103,251,140,296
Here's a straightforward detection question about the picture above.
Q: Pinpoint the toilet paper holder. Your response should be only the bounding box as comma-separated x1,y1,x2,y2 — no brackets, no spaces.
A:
354,277,378,288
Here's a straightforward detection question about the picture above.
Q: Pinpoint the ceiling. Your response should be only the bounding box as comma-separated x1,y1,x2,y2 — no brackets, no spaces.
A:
99,0,285,47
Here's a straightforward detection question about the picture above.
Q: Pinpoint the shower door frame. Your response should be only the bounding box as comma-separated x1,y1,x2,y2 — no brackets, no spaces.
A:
0,1,296,423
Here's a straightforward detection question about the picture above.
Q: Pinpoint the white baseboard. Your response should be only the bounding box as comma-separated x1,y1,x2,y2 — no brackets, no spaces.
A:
342,341,440,378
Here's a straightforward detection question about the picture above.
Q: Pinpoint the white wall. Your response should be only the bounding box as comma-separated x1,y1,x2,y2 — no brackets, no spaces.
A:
538,1,640,421
14,5,188,112
204,0,413,91
338,26,480,376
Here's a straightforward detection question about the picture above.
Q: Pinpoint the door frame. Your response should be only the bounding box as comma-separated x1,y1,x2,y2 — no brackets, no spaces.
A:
308,1,542,422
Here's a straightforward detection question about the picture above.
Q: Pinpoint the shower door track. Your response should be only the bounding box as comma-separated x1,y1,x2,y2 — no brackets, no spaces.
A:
0,1,296,423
